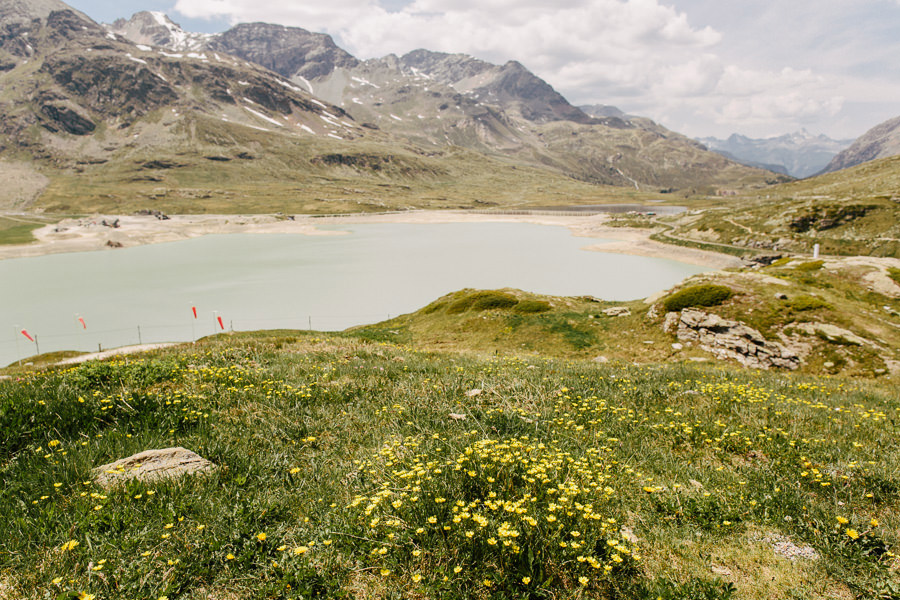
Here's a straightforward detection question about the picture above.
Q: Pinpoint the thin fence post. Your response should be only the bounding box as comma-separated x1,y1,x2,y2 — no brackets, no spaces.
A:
34,335,40,356
308,316,312,330
137,326,142,345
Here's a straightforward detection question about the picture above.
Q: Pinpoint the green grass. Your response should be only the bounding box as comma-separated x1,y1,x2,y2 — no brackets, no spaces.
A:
1,332,897,599
0,217,44,245
351,268,900,379
889,267,900,286
662,284,734,313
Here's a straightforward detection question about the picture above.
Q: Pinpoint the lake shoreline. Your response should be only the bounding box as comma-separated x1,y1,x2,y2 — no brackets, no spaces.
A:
0,211,741,269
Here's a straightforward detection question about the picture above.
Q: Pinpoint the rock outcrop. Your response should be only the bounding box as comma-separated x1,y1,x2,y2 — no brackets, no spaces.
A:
93,447,215,487
666,309,800,370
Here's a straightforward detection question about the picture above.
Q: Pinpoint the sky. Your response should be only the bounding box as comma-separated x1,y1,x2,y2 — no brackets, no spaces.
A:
65,0,900,140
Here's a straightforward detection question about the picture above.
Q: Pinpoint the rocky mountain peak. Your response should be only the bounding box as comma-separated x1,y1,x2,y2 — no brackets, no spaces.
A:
579,104,628,120
106,11,209,51
397,49,593,124
205,22,358,82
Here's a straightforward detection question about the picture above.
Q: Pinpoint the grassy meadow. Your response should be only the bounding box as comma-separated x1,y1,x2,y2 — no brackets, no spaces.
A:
1,331,898,599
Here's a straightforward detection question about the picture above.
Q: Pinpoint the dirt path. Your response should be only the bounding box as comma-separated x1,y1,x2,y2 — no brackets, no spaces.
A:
55,343,181,365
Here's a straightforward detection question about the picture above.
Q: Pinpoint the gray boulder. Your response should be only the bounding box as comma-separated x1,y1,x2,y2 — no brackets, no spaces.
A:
93,447,215,488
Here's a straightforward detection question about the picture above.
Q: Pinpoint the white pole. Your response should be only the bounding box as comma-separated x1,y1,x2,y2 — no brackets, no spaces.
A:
813,243,820,259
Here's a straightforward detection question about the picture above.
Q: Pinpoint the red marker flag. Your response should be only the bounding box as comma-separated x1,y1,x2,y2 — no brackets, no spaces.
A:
78,316,87,329
217,316,225,330
20,329,34,342
192,306,198,319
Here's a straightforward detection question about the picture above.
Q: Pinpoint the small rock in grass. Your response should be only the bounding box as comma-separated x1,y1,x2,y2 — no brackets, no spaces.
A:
93,447,214,488
770,535,819,561
711,565,732,577
593,356,609,363
465,388,482,397
620,526,639,543
824,362,835,368
603,307,631,317
449,413,467,421
672,343,684,350
774,292,788,300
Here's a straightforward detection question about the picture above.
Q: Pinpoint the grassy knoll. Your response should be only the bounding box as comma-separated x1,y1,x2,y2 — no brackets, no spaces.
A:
353,263,900,378
1,331,898,599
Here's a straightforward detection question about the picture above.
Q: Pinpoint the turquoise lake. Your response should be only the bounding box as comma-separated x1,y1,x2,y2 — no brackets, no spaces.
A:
0,222,706,365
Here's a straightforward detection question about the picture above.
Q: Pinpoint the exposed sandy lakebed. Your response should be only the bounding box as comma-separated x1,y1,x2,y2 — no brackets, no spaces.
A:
0,211,741,269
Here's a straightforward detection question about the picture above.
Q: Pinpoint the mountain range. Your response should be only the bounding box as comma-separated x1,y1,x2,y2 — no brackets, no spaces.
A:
0,1,789,215
104,12,787,193
697,130,852,179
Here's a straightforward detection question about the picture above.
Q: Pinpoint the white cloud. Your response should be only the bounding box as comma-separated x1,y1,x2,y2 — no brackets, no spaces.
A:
171,0,894,137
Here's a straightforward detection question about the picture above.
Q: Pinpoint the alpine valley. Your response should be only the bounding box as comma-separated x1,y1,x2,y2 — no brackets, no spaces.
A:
3,4,900,600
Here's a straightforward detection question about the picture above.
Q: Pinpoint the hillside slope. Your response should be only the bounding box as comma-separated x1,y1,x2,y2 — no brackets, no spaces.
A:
656,155,900,258
822,115,900,174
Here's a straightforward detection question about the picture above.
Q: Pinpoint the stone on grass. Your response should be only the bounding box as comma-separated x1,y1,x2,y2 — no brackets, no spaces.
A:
93,447,214,488
672,309,800,370
767,533,819,561
603,307,631,317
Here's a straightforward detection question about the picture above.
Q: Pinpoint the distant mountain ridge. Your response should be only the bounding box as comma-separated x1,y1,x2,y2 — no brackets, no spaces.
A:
821,116,900,174
698,130,852,178
106,12,779,192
